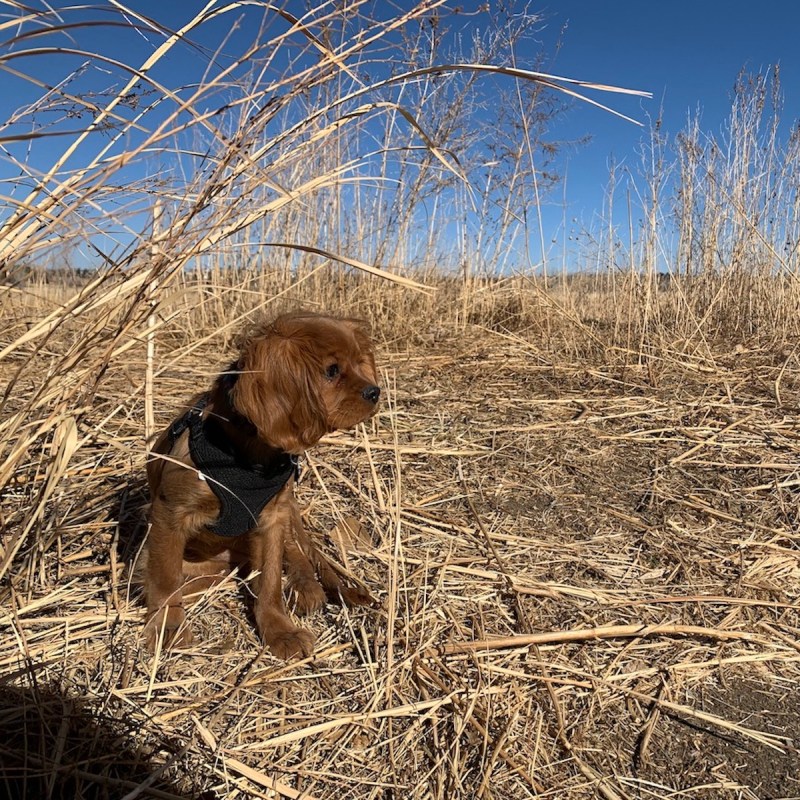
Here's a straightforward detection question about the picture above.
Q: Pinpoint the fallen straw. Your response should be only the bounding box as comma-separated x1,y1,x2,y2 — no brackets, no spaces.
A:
431,622,771,656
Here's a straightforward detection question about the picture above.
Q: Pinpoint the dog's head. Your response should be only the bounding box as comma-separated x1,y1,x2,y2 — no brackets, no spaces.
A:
230,312,380,454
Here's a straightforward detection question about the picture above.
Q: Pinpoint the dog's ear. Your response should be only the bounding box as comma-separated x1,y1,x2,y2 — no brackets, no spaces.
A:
232,330,327,453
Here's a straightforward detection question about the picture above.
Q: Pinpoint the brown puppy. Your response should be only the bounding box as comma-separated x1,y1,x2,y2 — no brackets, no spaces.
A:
144,312,380,659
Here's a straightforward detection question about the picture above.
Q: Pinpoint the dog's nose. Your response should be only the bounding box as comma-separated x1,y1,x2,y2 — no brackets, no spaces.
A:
362,385,381,404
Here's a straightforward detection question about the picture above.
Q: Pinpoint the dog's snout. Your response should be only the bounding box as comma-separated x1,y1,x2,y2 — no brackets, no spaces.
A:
362,385,381,404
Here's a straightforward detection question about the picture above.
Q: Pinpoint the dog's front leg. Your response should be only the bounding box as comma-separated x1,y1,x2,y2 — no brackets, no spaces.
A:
288,503,374,608
251,482,315,659
143,502,193,649
284,532,326,616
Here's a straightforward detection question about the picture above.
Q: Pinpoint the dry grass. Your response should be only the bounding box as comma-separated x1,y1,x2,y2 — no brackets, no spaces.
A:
3,272,800,799
2,3,800,799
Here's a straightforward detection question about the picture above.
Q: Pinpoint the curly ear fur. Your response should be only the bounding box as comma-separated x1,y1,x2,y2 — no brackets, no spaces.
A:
231,321,328,453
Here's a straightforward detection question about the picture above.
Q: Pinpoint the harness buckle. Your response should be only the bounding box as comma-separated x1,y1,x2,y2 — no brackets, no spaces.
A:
189,398,206,417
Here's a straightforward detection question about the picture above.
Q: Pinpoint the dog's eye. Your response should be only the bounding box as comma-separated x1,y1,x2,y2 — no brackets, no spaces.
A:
325,363,340,380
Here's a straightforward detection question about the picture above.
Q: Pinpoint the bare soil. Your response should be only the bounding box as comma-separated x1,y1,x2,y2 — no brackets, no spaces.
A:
638,677,800,799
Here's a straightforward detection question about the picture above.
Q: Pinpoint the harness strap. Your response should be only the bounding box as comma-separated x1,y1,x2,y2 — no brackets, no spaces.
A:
165,394,297,537
167,395,209,444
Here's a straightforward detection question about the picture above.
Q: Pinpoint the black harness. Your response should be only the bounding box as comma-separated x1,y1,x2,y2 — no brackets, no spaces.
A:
166,395,298,538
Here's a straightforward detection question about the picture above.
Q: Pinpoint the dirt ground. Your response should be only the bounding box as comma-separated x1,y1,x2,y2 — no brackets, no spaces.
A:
2,325,800,799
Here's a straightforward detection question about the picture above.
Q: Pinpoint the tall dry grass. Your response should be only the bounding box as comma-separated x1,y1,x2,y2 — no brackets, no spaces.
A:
569,67,800,355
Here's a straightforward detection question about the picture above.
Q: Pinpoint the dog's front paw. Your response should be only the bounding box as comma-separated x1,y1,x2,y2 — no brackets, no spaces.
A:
337,585,376,608
264,627,316,660
288,575,326,616
257,607,315,659
144,606,193,651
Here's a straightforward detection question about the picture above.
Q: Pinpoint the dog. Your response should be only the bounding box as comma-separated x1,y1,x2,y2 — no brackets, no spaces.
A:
143,312,380,659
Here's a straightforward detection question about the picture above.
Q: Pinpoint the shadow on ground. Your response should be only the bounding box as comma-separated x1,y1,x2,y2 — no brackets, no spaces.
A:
114,474,150,567
0,678,215,800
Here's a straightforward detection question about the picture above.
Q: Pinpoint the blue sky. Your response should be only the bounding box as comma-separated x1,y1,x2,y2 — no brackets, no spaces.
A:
1,1,798,270
531,0,800,237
